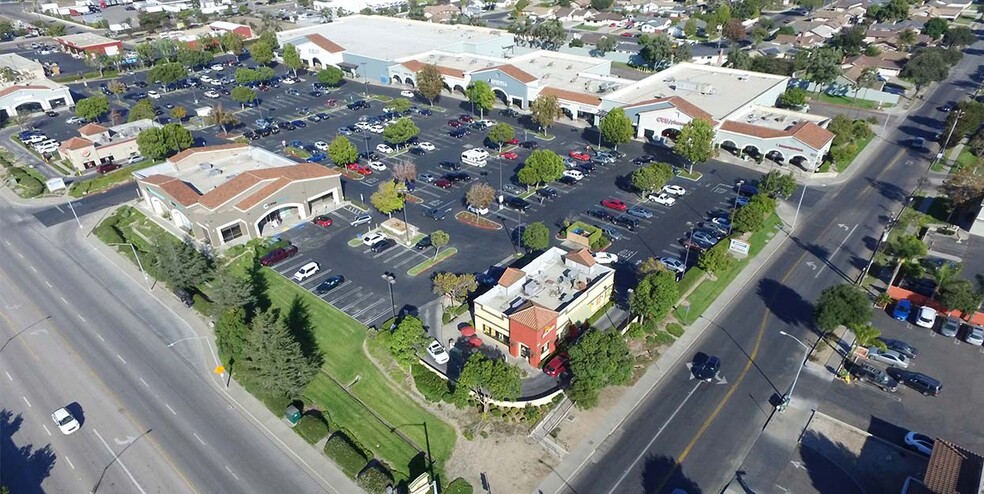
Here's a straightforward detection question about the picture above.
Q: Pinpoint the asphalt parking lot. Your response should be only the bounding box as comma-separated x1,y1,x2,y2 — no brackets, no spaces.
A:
819,306,984,455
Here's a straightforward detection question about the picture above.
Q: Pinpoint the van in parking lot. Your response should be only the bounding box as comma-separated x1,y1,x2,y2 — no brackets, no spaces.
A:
461,149,488,167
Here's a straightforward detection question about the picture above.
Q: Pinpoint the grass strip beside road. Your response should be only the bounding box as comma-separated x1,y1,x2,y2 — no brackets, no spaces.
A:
407,247,458,276
69,160,160,197
812,93,883,110
673,214,781,325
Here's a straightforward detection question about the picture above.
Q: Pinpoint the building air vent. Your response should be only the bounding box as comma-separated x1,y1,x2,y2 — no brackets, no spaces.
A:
523,279,542,297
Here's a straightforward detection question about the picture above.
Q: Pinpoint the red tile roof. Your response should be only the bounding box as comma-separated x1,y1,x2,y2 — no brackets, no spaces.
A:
566,248,596,268
474,64,537,84
401,60,466,79
59,136,93,151
922,438,984,494
305,34,345,54
498,267,526,287
539,86,602,107
625,96,715,122
718,120,834,150
0,85,50,98
167,143,249,165
719,120,788,140
141,175,201,206
510,303,558,331
78,123,109,136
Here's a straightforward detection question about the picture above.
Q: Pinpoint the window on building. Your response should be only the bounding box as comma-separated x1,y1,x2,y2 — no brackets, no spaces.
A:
541,343,550,355
520,345,530,358
219,223,244,243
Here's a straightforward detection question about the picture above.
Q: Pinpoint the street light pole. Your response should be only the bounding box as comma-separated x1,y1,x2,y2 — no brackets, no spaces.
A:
791,182,808,231
109,243,151,290
361,62,369,97
777,330,813,411
381,273,397,319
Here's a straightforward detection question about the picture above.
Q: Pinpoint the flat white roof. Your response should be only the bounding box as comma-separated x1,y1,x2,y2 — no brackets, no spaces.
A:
55,32,119,48
506,51,632,96
606,63,788,120
729,105,829,131
139,147,293,195
0,53,43,73
278,14,513,61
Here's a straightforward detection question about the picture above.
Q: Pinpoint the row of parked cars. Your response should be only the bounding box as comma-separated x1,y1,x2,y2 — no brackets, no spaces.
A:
892,299,984,344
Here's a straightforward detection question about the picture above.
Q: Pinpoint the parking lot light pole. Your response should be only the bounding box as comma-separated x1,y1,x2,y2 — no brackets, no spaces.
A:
381,273,397,319
683,221,695,267
360,62,369,97
778,330,813,411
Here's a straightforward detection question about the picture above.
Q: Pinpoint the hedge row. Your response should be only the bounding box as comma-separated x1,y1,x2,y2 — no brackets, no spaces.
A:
7,167,45,197
411,364,452,403
444,478,475,494
295,414,330,444
356,464,394,494
323,432,369,479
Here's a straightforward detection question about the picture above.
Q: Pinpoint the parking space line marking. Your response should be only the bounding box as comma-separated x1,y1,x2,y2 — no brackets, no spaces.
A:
4,372,11,381
97,334,105,342
65,456,75,470
116,354,127,364
327,289,365,305
23,396,31,408
193,432,206,446
350,299,387,318
60,296,68,304
44,280,52,288
321,280,352,297
339,293,375,312
42,424,51,436
361,310,388,325
225,465,240,480
139,377,149,387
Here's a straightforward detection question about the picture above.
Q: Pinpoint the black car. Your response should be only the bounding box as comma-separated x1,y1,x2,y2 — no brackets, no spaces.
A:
292,120,307,128
890,370,941,396
500,108,519,117
520,141,539,149
611,215,638,231
504,196,531,212
410,147,427,156
691,353,720,382
536,187,558,199
358,152,380,161
256,127,272,137
243,130,258,140
310,90,324,97
370,238,395,253
558,175,578,186
632,155,655,165
315,112,331,120
439,161,460,171
449,128,468,138
444,172,471,183
423,208,448,220
347,100,370,110
276,121,295,131
45,110,58,117
877,338,918,359
849,362,898,392
586,209,614,222
315,275,345,295
576,162,596,173
415,236,432,250
173,288,194,307
418,108,433,116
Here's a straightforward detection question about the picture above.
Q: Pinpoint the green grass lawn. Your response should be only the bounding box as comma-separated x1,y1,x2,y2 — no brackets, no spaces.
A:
812,93,882,110
407,247,457,276
953,147,979,172
673,214,781,325
70,159,161,197
832,134,875,173
258,269,456,479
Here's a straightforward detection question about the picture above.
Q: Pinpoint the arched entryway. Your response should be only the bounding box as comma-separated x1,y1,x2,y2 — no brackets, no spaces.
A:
442,82,452,93
14,101,43,115
392,75,404,85
719,140,738,152
661,128,680,141
171,209,192,231
790,155,809,169
255,203,303,236
492,88,508,105
404,78,415,87
742,145,761,159
453,84,466,95
149,196,167,217
311,57,323,69
765,149,785,163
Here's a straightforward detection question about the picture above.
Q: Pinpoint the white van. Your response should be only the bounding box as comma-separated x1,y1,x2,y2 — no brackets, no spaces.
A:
461,149,488,167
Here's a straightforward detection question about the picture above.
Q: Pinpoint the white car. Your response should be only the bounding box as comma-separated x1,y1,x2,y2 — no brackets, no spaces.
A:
376,144,394,154
368,124,385,134
426,340,450,364
368,161,387,171
51,407,80,435
66,116,85,124
210,63,224,71
35,143,58,153
467,205,489,215
126,155,145,164
904,432,934,456
648,193,677,206
476,119,495,128
866,348,909,368
315,141,329,151
662,184,686,196
147,90,161,99
24,134,47,144
354,121,371,131
292,262,320,282
965,325,984,346
200,74,213,83
361,232,387,246
658,256,686,274
282,77,297,85
418,142,435,151
592,252,619,264
563,169,584,181
915,306,937,328
204,90,220,98
400,90,415,98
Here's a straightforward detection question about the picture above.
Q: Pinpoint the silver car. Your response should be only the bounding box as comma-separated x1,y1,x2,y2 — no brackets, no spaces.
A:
867,348,910,369
964,325,984,346
940,317,960,338
350,213,372,226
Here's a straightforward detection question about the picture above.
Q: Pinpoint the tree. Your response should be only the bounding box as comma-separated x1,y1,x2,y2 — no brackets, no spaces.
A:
530,94,560,134
638,33,673,69
590,0,613,10
382,118,420,147
74,95,109,123
152,236,211,290
249,41,274,65
849,323,885,350
896,28,918,51
924,18,949,40
392,161,417,182
731,193,775,233
46,23,66,36
453,352,521,413
465,81,495,118
370,180,405,214
147,62,187,89
241,308,319,397
595,35,617,56
136,41,158,67
684,18,698,38
529,19,566,50
390,97,412,113
723,19,746,42
176,46,212,69
939,167,984,213
430,230,450,259
901,48,950,92
630,270,679,322
758,170,797,198
208,104,239,134
727,47,752,70
170,106,187,121
698,243,734,274
830,26,866,57
487,123,516,151
777,87,808,109
231,86,256,108
521,222,550,252
215,307,250,364
867,0,909,22
939,279,982,316
210,266,256,316
940,100,984,148
631,162,673,194
316,66,344,87
852,67,879,109
796,0,823,11
282,43,303,76
804,47,843,93
466,182,496,210
161,123,192,153
813,284,872,332
517,150,565,186
599,108,633,150
929,261,961,301
137,128,169,160
328,136,358,165
128,98,156,122
943,26,975,47
388,316,428,368
416,64,445,104
108,80,127,102
888,234,927,285
235,68,258,86
567,330,633,409
432,272,476,306
220,31,245,54
673,118,715,173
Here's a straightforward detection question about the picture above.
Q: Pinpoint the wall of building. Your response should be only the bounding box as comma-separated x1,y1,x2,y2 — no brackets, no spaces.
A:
0,86,74,116
558,273,614,330
344,54,395,85
474,300,511,343
469,69,532,108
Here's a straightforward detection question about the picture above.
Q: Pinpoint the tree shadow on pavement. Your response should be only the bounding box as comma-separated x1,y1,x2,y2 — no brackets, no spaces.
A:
755,278,815,329
640,454,702,494
707,318,782,395
0,409,57,494
284,295,324,368
799,426,922,494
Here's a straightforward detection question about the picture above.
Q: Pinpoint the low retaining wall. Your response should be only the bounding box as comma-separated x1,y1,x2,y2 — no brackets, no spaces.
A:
417,358,564,408
887,286,984,325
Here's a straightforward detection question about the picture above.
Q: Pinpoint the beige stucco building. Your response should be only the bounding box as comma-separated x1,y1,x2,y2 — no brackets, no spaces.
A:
0,53,74,117
133,144,344,248
58,119,159,172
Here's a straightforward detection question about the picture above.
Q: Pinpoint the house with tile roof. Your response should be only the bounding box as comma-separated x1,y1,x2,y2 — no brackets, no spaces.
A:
57,119,160,172
473,247,615,366
133,144,343,248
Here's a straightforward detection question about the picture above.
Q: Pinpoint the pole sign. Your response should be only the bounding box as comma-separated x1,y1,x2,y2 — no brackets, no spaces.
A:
729,239,750,256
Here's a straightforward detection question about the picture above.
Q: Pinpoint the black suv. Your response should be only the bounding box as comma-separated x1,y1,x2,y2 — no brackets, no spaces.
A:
276,120,295,131
370,238,395,253
611,215,639,231
536,187,558,199
892,370,942,396
347,100,370,110
850,362,898,392
504,197,531,212
586,209,614,222
423,208,448,220
439,161,460,171
444,172,471,183
173,288,194,307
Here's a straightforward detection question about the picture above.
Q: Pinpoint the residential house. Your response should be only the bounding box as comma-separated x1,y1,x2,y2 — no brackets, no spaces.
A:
552,7,589,22
911,2,969,19
900,438,983,494
522,5,557,19
423,4,460,23
844,50,909,78
586,11,628,28
668,18,706,38
639,17,673,33
772,32,826,49
864,27,933,50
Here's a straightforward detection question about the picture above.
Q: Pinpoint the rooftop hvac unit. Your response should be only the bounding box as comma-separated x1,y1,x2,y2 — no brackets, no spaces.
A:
523,279,542,297
207,168,222,177
198,162,214,170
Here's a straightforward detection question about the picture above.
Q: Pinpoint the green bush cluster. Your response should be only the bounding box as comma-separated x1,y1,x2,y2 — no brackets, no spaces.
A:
295,414,330,444
323,433,370,479
411,364,452,403
646,331,675,347
666,323,685,338
7,167,45,197
357,464,394,494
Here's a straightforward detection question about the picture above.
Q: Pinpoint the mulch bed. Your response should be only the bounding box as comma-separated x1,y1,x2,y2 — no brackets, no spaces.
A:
455,211,503,230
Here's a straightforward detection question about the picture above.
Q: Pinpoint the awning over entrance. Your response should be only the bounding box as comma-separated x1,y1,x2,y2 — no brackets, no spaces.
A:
338,62,359,72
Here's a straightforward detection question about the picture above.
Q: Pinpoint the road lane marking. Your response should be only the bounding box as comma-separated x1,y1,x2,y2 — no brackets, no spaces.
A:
22,396,31,407
96,334,105,342
42,424,51,436
44,280,52,288
65,456,75,470
78,314,86,323
92,428,148,494
139,377,149,387
59,296,68,304
5,371,11,381
116,354,127,364
16,252,23,258
225,465,240,480
193,432,206,446
30,265,36,272
815,223,857,279
165,403,176,415
605,381,703,494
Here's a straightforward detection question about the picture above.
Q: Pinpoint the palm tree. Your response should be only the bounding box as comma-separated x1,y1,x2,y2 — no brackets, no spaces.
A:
896,29,917,52
209,104,239,134
929,261,961,302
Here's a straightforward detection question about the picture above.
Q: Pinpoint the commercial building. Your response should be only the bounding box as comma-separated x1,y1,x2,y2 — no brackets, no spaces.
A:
473,247,615,366
53,33,123,56
0,53,74,117
58,119,159,171
902,438,983,494
208,21,254,39
133,144,343,248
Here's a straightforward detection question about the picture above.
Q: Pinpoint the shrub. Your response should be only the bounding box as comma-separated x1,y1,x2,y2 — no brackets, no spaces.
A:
522,404,543,423
647,331,675,347
192,293,213,317
666,323,685,338
323,433,369,479
444,478,475,494
411,364,452,402
626,323,646,339
356,464,394,494
295,414,330,444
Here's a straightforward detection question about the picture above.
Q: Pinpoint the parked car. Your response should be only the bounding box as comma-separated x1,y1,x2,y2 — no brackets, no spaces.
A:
892,299,912,321
400,90,415,98
504,196,531,212
692,231,718,246
543,352,569,377
866,347,909,368
536,187,558,199
51,407,80,435
376,143,394,154
292,262,320,282
904,432,934,456
415,236,432,250
592,252,619,264
600,226,624,240
362,232,387,246
662,184,686,196
259,245,299,266
939,316,960,337
315,275,345,295
627,206,653,219
849,361,898,392
569,151,591,161
423,207,449,220
964,324,984,346
611,215,638,231
96,163,122,174
312,215,333,227
691,353,721,382
419,172,436,183
439,160,460,171
562,169,584,181
426,340,450,364
351,213,372,227
877,338,918,359
370,238,395,253
601,198,628,212
648,193,677,206
915,306,937,328
586,209,614,222
659,256,686,274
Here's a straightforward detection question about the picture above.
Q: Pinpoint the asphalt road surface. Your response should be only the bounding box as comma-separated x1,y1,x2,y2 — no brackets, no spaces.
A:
562,30,984,494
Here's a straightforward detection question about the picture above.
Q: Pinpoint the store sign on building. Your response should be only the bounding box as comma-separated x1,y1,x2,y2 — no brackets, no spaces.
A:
778,143,804,152
656,116,687,126
487,78,507,88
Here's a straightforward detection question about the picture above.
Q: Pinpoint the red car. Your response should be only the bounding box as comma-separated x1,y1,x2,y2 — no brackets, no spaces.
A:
347,163,372,175
447,119,462,127
621,32,634,37
543,352,569,377
435,178,453,189
96,162,121,174
601,198,628,211
500,151,519,159
505,138,520,145
569,151,591,161
458,114,473,123
259,245,299,266
312,215,333,227
326,98,338,107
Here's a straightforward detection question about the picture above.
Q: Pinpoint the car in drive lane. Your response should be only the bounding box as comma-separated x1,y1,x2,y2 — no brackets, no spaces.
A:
504,196,531,212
